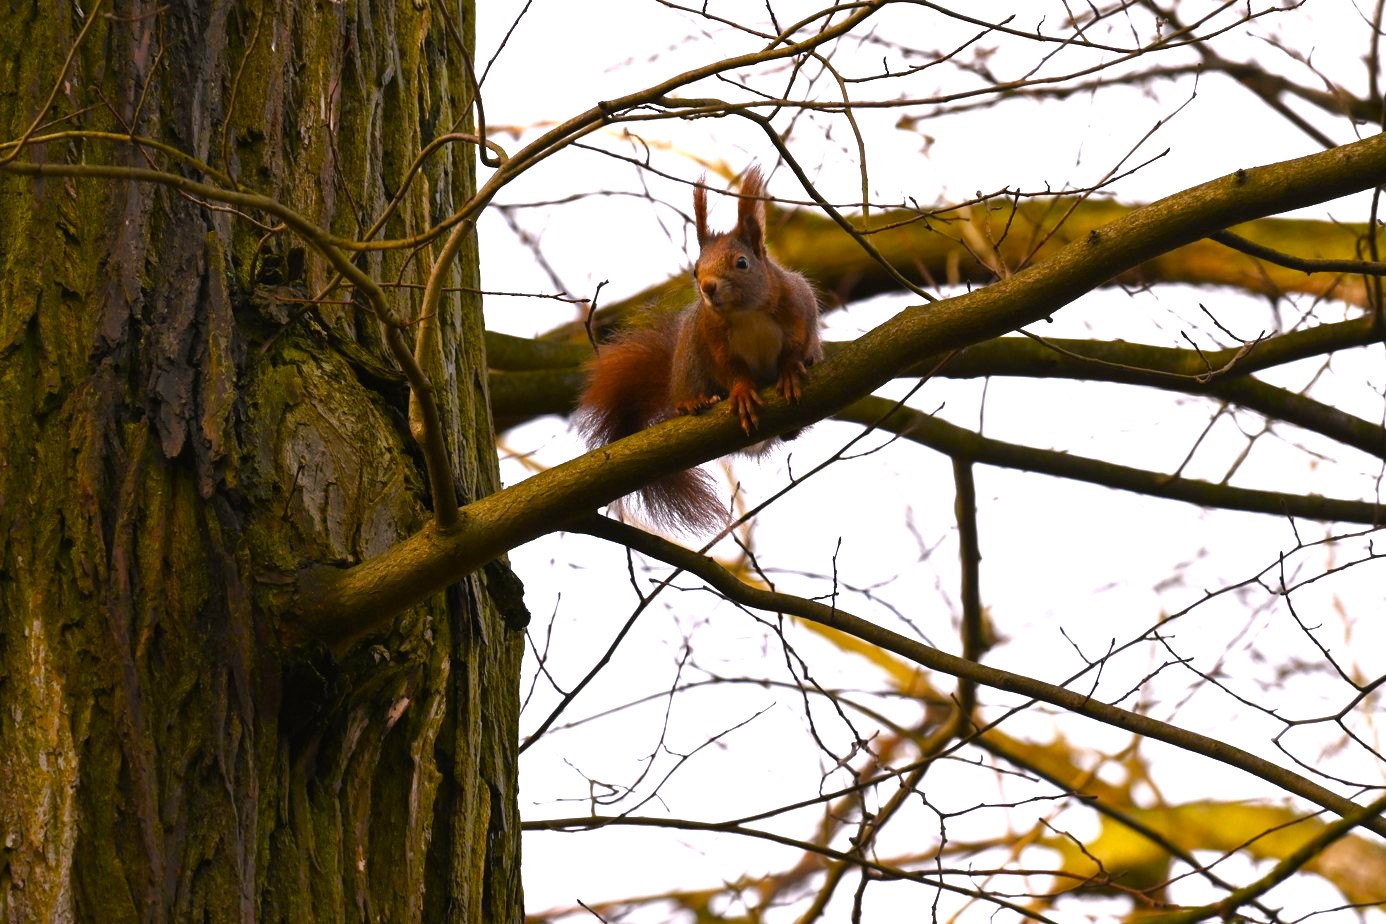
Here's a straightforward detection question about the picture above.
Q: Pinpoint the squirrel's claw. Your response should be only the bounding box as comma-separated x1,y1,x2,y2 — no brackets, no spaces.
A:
777,362,807,404
728,381,762,434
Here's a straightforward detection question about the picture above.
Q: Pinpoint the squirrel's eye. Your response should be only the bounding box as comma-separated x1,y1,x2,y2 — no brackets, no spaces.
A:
735,256,749,270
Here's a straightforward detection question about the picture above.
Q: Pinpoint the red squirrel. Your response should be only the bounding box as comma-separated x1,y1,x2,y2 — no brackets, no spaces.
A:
575,166,823,533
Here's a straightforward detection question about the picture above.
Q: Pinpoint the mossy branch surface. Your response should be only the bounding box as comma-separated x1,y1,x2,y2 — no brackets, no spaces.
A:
293,132,1386,643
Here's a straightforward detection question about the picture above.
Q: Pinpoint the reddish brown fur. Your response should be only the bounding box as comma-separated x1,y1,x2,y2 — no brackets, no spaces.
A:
684,168,821,431
575,165,822,534
575,324,727,532
574,324,677,447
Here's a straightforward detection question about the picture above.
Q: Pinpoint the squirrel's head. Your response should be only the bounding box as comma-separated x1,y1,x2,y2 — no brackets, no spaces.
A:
692,167,770,313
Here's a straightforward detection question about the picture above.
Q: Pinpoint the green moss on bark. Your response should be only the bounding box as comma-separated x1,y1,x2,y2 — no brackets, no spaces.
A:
1,1,521,921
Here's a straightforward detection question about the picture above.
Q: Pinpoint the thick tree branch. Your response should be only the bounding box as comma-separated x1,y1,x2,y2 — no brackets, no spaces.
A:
290,132,1386,643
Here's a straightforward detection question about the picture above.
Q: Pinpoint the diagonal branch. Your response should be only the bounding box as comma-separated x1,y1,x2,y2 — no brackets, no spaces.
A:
570,513,1386,840
1146,791,1386,922
289,131,1386,643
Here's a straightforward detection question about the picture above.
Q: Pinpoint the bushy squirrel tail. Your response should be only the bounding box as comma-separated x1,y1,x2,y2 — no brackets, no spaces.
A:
575,325,727,533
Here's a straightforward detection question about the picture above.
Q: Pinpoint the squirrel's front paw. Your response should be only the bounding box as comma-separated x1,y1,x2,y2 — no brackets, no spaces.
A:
776,361,808,404
727,381,762,434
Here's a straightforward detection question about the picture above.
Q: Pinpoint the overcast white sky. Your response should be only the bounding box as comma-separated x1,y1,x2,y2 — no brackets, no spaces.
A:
471,3,1386,920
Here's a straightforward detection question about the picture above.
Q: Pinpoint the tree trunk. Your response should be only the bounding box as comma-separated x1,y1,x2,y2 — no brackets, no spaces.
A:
0,2,522,921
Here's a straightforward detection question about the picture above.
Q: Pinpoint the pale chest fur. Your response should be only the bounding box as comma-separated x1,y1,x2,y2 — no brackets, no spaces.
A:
725,309,783,383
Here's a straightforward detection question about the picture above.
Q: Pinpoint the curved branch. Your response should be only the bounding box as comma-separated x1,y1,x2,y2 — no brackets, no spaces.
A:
0,130,236,186
1211,229,1386,276
0,0,105,168
410,214,478,530
0,158,464,530
835,395,1383,523
569,514,1386,840
523,813,1059,921
445,2,889,248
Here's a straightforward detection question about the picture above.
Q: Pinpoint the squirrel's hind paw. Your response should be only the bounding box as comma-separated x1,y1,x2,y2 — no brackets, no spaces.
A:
675,394,722,416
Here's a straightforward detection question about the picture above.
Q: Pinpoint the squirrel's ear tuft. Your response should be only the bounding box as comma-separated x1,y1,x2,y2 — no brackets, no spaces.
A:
736,165,767,257
693,175,711,247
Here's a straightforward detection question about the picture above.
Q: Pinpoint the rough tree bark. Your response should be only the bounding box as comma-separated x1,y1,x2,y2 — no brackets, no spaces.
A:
0,2,522,921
